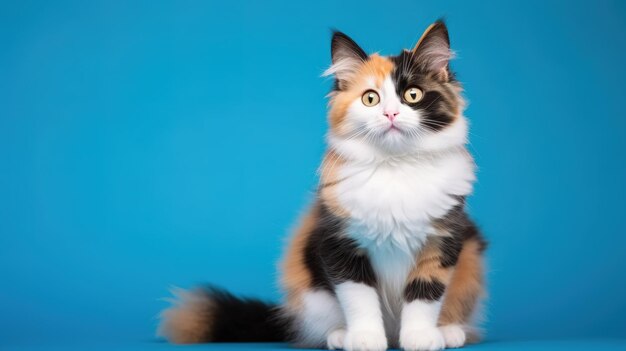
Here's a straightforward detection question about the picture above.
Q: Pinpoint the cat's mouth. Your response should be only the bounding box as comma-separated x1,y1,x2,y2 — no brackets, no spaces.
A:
383,124,409,137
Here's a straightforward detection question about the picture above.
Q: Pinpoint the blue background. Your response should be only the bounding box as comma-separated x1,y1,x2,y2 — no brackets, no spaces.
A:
2,0,626,350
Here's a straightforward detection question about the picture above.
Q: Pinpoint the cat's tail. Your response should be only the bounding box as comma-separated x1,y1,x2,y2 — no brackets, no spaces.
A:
157,286,288,344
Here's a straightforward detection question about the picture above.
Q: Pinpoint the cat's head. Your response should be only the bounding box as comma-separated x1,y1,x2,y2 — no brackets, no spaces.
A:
324,21,467,158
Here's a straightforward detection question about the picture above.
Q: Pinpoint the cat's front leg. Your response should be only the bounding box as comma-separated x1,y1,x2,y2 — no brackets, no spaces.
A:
335,281,387,351
399,298,445,351
399,238,454,351
320,235,387,351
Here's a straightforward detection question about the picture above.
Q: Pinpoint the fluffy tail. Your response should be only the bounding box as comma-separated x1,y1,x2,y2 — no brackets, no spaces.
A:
157,286,288,344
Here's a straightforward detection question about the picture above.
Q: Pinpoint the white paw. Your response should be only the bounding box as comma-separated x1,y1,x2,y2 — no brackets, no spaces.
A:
439,324,466,348
327,329,347,350
342,330,388,351
400,327,445,351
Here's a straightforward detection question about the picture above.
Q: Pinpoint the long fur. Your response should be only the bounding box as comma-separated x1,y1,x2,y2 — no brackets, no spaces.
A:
158,20,487,351
158,286,287,343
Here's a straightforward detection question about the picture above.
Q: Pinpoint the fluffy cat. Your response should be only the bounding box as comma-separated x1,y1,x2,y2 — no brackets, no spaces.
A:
158,20,487,351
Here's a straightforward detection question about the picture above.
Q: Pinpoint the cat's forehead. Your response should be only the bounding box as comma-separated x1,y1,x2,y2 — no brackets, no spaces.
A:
352,51,434,90
352,54,394,87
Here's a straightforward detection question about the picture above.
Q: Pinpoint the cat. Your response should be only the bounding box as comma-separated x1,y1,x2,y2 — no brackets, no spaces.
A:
158,20,487,351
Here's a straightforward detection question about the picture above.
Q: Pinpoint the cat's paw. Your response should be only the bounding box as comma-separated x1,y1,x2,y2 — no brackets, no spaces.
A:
342,329,388,351
400,327,445,351
327,329,347,350
439,324,466,348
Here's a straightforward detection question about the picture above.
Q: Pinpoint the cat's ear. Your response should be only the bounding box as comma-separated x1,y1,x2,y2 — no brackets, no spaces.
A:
412,20,453,80
324,31,368,90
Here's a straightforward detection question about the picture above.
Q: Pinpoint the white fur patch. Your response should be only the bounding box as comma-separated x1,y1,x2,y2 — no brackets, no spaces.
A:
323,58,362,83
297,289,346,347
439,324,466,348
327,328,347,350
364,242,415,342
399,300,445,351
418,116,468,151
400,327,445,351
335,148,475,253
342,330,388,351
335,282,387,351
401,299,442,331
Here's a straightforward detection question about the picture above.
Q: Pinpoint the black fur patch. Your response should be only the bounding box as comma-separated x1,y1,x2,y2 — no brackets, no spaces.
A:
436,201,488,263
319,233,377,286
404,279,446,302
390,51,457,132
330,31,368,92
200,286,288,342
303,204,342,290
331,31,368,62
439,235,464,268
304,203,377,289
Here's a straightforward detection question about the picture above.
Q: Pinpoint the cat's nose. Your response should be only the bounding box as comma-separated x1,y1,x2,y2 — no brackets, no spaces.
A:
383,111,399,122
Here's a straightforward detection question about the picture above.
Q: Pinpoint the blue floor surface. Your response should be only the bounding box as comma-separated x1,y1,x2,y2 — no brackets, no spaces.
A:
5,340,626,351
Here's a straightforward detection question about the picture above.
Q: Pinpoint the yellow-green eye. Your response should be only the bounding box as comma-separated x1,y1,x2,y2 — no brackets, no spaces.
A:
403,87,424,103
361,90,380,107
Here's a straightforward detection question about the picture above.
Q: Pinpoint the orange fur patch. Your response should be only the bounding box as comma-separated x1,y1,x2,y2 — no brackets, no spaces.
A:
318,151,350,218
328,54,394,134
158,289,214,344
280,205,319,307
407,237,453,285
439,238,485,327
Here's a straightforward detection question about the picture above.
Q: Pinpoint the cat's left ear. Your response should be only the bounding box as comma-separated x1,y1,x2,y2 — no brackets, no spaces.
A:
324,31,368,90
412,20,453,81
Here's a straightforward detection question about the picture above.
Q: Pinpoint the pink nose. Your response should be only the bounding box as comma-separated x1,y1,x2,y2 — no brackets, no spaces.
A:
384,111,399,121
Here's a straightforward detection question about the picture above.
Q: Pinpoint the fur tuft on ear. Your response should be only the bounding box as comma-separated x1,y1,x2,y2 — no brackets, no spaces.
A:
412,20,453,80
323,31,368,90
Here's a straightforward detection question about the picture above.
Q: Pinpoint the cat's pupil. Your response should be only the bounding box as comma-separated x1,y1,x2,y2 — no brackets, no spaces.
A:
368,95,373,103
410,91,416,99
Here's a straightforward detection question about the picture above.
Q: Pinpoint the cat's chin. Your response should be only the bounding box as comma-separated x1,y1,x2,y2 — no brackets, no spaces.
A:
329,131,421,161
375,134,419,154
374,117,469,155
329,127,468,162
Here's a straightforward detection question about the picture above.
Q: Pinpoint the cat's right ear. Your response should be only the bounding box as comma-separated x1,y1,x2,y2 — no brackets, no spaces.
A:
323,31,368,90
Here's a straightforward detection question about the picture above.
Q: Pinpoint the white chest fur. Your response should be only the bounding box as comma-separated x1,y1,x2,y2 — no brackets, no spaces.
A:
336,149,476,252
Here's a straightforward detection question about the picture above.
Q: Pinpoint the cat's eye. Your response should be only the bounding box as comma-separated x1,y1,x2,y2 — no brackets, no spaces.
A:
403,87,424,103
361,90,380,107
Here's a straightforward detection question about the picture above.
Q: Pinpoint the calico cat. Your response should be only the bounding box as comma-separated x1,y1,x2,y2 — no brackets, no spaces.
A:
158,20,487,351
